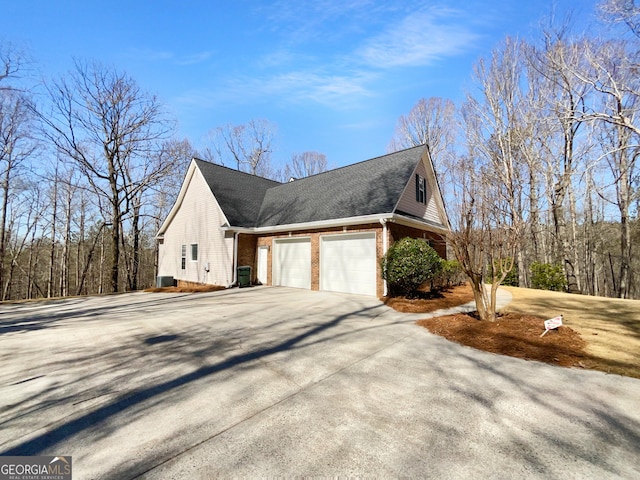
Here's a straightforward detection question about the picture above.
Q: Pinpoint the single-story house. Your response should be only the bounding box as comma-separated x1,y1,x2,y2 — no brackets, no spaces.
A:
156,144,450,297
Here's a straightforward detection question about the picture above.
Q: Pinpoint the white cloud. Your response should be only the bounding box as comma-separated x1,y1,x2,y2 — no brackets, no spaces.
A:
357,7,481,68
176,69,376,109
126,48,214,66
260,0,382,42
176,51,214,66
175,4,483,111
263,71,375,105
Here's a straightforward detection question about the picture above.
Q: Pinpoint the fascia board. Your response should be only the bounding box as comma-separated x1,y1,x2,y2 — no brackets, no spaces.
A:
222,212,448,235
223,214,393,234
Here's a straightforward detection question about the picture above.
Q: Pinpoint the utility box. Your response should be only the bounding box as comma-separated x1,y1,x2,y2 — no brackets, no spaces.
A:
156,276,175,288
237,266,252,288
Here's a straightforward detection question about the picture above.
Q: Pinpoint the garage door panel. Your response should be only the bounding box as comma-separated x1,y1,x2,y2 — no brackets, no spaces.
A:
274,238,311,289
320,233,376,296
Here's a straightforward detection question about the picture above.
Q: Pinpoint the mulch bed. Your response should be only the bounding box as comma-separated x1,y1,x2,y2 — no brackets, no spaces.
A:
417,312,590,368
383,284,475,313
384,283,594,370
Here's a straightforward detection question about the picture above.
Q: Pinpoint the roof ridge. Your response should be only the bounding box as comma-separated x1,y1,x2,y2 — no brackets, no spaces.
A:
256,145,425,227
193,157,282,186
266,144,426,190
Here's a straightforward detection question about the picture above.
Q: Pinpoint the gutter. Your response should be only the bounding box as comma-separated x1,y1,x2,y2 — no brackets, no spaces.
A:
390,213,449,235
380,218,388,297
229,231,239,288
220,213,449,235
222,213,392,234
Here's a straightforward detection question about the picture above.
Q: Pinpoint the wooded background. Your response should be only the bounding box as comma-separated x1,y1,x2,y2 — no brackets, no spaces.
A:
1,0,638,300
388,2,640,301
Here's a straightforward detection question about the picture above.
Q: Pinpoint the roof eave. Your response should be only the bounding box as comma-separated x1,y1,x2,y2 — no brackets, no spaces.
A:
223,214,393,234
389,213,450,235
221,212,449,235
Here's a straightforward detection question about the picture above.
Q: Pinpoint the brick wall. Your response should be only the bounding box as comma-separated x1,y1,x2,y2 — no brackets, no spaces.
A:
255,223,385,296
237,234,258,281
241,222,445,297
388,223,447,259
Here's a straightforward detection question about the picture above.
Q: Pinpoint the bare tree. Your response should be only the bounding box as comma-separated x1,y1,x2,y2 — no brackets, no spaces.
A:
283,151,328,180
387,97,456,165
2,181,43,300
577,39,640,297
463,37,532,288
39,60,172,292
154,138,196,222
0,89,36,297
209,119,276,177
446,153,520,321
121,137,194,290
0,43,26,90
598,0,640,37
526,31,593,292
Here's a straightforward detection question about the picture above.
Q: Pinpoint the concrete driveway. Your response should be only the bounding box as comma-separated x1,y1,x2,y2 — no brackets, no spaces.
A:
0,287,639,479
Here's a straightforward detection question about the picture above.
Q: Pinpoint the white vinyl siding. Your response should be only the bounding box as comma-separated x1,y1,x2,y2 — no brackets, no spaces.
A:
157,166,234,286
320,232,377,296
273,238,311,289
396,158,441,224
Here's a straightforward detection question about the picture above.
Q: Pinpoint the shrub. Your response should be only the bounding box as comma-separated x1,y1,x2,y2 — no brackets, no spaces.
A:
433,259,465,288
530,262,567,291
381,237,443,297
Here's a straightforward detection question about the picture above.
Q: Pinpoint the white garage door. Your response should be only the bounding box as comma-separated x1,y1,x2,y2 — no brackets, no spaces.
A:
320,232,377,296
273,238,311,289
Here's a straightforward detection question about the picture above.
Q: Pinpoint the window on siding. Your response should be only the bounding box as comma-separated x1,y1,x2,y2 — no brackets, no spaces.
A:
190,243,198,261
181,245,186,270
415,174,427,204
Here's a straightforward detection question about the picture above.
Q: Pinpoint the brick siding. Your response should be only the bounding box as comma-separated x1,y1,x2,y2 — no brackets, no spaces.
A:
236,222,446,297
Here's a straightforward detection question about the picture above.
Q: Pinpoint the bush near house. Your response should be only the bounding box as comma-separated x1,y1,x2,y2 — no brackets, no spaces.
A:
530,262,567,292
433,259,466,288
381,237,443,297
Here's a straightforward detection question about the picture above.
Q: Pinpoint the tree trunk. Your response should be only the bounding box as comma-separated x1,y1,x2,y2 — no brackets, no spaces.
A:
60,186,72,296
618,207,631,298
111,211,120,293
130,201,141,291
0,166,11,300
47,173,58,298
469,276,496,322
76,223,105,296
76,195,85,294
568,183,581,292
98,228,105,295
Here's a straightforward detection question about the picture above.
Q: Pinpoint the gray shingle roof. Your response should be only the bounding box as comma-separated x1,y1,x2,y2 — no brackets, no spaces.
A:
195,145,426,228
257,146,424,226
193,159,280,227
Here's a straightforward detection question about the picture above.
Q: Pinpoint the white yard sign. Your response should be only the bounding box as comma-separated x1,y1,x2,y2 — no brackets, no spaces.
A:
540,315,563,337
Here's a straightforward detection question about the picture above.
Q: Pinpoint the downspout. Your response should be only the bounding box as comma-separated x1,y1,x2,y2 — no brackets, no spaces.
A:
230,232,239,287
380,218,388,297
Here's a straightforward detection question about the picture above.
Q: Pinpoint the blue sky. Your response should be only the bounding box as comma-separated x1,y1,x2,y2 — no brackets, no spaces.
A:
4,0,600,170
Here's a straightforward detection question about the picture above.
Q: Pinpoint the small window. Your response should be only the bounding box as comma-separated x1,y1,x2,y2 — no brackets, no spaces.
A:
415,174,427,204
181,244,186,270
190,243,198,261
